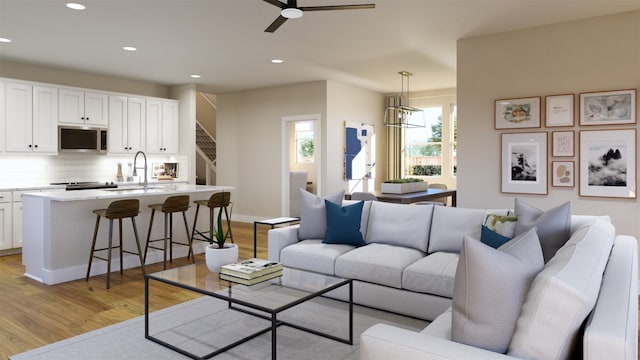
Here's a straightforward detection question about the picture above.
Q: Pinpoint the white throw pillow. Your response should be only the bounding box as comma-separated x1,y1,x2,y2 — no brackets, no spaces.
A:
451,227,544,353
298,189,345,240
507,218,615,359
514,198,571,262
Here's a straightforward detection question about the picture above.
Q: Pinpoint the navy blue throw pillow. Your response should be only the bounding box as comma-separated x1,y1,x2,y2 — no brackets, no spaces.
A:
323,200,366,247
480,225,512,249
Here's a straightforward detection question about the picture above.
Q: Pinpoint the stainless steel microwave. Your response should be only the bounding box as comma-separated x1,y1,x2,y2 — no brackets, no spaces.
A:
58,126,108,153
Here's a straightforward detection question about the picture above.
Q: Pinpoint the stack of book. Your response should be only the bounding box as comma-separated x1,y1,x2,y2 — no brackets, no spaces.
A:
219,258,283,285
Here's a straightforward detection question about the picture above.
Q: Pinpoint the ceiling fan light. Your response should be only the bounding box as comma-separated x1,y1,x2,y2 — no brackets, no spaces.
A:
281,8,303,19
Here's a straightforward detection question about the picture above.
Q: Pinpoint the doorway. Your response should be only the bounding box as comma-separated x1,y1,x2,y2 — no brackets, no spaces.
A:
281,114,322,216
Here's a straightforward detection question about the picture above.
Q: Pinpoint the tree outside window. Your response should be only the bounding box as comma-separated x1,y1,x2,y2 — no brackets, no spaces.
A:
296,121,314,163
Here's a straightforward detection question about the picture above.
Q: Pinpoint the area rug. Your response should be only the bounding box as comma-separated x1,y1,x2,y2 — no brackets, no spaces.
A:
10,295,427,359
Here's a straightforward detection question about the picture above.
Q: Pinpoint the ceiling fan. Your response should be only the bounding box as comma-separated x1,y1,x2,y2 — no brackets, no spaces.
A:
263,0,375,33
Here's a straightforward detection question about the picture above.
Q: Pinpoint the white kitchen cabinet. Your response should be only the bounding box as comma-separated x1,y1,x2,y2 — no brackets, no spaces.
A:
0,81,4,151
146,99,178,155
5,83,58,153
0,192,12,251
108,95,145,154
59,88,108,127
12,200,22,249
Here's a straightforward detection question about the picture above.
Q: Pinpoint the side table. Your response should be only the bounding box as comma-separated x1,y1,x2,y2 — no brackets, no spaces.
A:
253,217,300,257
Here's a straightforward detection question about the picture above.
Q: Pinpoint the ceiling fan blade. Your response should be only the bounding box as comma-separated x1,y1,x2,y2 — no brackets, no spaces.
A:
299,4,375,12
263,0,286,9
265,15,288,33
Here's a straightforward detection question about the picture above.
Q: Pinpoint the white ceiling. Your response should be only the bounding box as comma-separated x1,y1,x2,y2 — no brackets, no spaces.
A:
1,0,639,94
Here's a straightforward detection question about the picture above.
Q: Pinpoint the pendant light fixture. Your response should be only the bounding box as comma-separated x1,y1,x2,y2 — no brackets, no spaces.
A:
384,71,425,128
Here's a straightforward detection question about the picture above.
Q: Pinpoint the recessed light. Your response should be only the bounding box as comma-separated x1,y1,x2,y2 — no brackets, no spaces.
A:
122,46,137,51
66,3,86,10
0,38,11,43
190,74,201,79
271,59,283,64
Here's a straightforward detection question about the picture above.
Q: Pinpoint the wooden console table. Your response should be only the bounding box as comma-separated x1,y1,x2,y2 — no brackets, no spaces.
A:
373,188,457,206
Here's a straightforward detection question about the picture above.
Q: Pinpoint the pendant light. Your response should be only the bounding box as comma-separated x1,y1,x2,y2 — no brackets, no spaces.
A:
384,71,425,128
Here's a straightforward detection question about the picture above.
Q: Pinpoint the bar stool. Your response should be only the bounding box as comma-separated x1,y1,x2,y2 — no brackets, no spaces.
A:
86,199,146,289
190,192,233,256
143,195,192,270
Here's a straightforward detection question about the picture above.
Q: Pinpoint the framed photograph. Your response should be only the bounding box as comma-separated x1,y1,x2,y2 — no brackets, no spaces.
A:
552,161,575,187
501,132,548,194
552,131,574,157
579,89,636,125
579,129,636,198
495,97,541,129
545,94,574,127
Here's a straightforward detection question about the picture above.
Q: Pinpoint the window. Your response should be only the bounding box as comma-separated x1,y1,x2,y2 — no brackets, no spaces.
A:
295,121,314,163
401,94,457,181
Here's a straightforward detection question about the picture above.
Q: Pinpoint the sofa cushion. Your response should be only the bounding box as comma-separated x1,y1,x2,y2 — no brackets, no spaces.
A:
402,252,459,298
428,206,486,253
280,239,354,275
481,212,518,248
508,218,615,360
298,189,345,240
451,228,544,353
366,201,433,252
324,200,366,247
335,243,424,288
514,198,571,262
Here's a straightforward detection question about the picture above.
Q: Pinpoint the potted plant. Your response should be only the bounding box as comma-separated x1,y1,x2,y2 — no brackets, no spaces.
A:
204,192,238,272
381,178,429,194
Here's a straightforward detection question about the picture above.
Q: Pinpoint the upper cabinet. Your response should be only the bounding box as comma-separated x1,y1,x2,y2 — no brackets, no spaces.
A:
146,99,178,155
5,82,58,154
59,88,108,127
0,82,4,151
108,95,145,154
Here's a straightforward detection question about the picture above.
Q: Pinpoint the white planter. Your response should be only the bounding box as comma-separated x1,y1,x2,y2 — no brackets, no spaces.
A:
205,243,239,272
381,181,429,194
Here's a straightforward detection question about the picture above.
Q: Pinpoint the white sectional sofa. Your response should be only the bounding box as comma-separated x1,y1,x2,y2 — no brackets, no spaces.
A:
267,197,638,359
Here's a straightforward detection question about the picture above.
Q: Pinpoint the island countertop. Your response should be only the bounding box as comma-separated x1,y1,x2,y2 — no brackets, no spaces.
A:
22,184,233,285
21,184,233,201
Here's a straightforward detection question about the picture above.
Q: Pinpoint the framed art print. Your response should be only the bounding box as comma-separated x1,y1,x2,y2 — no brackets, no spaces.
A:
545,94,574,127
579,89,636,125
579,129,636,198
552,131,574,157
501,132,547,194
495,97,541,129
552,161,574,187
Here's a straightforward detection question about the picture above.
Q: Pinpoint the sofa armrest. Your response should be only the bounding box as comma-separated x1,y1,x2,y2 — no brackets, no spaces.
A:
583,235,638,360
267,225,300,262
360,324,519,360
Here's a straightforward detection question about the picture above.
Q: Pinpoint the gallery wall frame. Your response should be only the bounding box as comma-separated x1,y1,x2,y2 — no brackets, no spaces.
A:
552,131,574,157
552,161,574,187
500,132,547,194
579,129,636,198
495,96,541,129
545,94,574,127
579,89,637,126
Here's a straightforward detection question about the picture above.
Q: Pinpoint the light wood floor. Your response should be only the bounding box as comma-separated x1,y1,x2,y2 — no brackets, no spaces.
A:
0,221,269,359
1,222,639,358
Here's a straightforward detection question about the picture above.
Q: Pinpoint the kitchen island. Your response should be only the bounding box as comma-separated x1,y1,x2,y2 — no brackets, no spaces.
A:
22,184,233,285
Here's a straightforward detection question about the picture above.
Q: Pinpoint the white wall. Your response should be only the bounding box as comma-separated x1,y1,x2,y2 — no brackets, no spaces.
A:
217,81,327,221
216,80,383,221
457,11,640,239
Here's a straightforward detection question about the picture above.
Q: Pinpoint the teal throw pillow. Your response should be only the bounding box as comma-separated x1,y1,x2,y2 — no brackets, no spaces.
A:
480,225,511,248
323,200,366,247
481,213,518,248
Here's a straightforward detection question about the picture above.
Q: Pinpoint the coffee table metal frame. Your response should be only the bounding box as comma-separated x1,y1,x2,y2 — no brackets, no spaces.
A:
145,266,353,359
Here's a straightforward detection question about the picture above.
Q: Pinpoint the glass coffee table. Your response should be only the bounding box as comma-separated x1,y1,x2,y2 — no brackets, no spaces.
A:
145,263,353,359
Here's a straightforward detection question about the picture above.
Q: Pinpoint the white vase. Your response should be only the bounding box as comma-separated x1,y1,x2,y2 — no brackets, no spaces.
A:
205,243,239,272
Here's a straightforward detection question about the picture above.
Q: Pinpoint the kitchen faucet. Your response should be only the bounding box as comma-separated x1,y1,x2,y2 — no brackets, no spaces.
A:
133,151,148,190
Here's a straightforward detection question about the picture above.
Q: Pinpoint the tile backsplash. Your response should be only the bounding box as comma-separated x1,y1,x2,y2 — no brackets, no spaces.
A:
0,153,187,187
